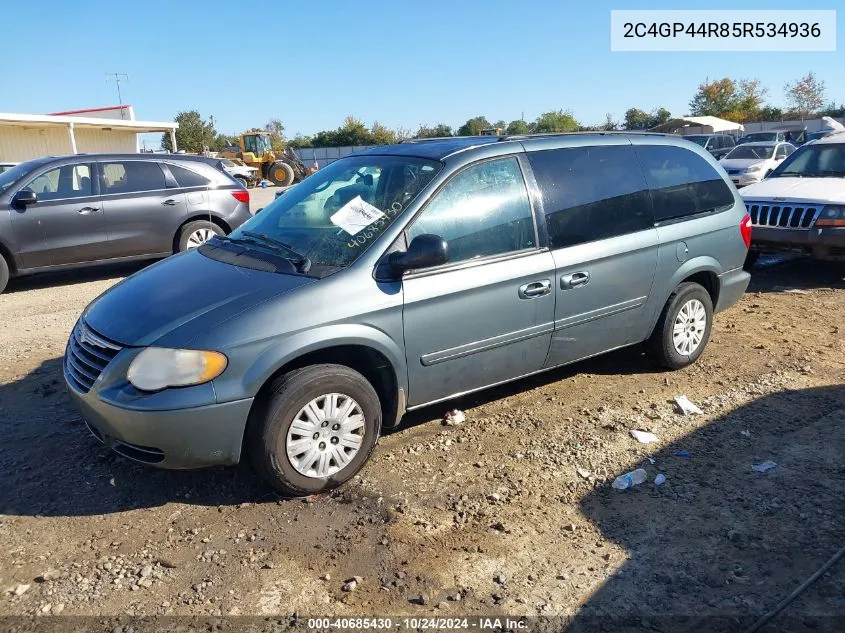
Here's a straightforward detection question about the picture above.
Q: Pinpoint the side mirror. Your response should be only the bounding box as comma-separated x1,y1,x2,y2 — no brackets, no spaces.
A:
389,234,448,275
13,190,37,208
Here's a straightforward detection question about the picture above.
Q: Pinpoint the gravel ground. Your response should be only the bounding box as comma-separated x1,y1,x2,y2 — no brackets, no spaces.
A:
0,256,843,630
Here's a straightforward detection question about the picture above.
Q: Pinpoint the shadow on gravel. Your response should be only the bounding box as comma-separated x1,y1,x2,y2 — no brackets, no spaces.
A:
0,358,269,518
3,260,150,294
748,257,845,294
570,384,845,633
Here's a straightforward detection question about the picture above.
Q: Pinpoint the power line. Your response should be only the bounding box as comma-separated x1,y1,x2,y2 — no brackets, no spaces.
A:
105,73,129,118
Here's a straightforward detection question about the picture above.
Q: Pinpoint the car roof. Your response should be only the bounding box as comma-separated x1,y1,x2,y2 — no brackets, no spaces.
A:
738,141,779,147
813,131,845,145
349,137,502,160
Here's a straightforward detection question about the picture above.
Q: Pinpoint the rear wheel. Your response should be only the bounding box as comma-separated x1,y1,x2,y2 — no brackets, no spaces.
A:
268,161,295,187
0,255,9,294
247,364,382,496
646,282,713,370
177,220,223,252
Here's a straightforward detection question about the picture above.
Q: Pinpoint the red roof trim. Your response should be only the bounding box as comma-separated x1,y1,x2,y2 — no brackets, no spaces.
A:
48,105,132,116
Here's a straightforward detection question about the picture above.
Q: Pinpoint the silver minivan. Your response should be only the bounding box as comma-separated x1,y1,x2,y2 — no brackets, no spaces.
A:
64,134,751,496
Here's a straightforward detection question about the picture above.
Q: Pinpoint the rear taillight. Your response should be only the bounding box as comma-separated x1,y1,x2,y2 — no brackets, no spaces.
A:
232,190,249,204
740,213,752,249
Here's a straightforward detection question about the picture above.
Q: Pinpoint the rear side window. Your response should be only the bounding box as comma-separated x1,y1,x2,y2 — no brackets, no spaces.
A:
101,161,166,194
527,145,654,249
168,163,211,188
635,145,735,222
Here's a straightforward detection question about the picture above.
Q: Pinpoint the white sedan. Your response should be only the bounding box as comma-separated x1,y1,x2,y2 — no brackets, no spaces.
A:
719,142,796,187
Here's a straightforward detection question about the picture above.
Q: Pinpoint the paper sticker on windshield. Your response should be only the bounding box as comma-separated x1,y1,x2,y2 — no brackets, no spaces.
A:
330,196,386,236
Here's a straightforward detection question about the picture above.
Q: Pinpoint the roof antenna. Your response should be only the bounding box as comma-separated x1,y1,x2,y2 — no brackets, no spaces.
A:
105,73,129,119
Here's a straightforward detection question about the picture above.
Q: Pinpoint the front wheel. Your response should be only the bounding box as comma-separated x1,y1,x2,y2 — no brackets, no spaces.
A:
235,176,249,189
0,255,9,295
268,161,295,187
246,364,382,496
646,282,713,370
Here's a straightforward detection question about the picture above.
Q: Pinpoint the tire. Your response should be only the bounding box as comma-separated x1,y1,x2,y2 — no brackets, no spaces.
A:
646,282,713,370
246,364,382,496
743,250,760,271
177,220,224,252
235,176,249,189
0,255,9,295
268,161,295,187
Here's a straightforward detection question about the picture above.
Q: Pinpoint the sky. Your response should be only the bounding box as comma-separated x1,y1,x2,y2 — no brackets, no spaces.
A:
2,0,842,140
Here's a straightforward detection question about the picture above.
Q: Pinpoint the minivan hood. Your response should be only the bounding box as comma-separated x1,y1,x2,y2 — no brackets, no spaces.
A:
739,176,845,204
83,251,315,346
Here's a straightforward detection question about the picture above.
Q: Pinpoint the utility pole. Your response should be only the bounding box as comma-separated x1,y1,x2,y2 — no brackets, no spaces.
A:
105,73,129,118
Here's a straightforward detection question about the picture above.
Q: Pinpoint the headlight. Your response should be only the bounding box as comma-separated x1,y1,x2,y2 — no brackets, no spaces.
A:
127,348,228,391
817,205,845,227
745,164,763,173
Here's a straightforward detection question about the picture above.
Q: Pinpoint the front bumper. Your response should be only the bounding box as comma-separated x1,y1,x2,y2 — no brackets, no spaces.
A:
751,226,845,260
64,347,254,469
729,172,764,187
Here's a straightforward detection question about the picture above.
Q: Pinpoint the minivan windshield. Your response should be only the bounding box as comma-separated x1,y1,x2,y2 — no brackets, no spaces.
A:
724,145,775,160
744,132,777,143
684,136,709,147
225,154,441,270
770,143,845,178
0,158,50,194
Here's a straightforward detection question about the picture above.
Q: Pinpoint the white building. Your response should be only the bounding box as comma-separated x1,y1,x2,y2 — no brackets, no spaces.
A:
0,105,177,162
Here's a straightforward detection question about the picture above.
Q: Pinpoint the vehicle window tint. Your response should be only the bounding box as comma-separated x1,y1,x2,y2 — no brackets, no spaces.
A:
101,161,165,194
408,157,535,264
785,144,795,156
168,163,211,188
775,145,789,159
527,145,653,249
24,164,92,200
723,136,735,148
635,145,735,222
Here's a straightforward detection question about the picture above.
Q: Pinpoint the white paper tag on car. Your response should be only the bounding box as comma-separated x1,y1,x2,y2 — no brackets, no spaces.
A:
330,196,385,235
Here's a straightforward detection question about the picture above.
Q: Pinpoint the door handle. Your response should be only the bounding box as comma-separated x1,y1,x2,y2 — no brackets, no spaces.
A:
560,271,590,289
77,206,100,214
162,199,180,206
518,279,552,299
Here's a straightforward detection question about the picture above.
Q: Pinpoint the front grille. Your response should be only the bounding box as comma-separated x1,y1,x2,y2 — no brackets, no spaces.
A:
65,321,122,393
744,202,821,229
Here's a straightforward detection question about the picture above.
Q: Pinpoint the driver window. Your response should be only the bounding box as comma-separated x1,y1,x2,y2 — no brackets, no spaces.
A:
775,145,788,159
25,165,92,201
408,157,535,265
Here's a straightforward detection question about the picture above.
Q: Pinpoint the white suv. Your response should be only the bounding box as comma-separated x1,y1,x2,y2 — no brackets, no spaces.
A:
740,132,845,263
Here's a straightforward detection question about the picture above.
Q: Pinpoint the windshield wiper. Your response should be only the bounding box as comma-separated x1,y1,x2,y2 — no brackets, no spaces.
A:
241,231,312,272
216,232,311,273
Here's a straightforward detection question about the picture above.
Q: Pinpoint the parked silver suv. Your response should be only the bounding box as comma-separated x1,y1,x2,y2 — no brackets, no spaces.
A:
0,154,252,293
64,134,751,496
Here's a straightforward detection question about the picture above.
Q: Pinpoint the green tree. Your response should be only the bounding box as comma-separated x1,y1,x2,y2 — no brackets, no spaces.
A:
209,133,235,152
492,120,507,132
819,102,845,118
758,106,784,121
624,108,652,130
457,116,491,136
533,109,579,133
416,123,454,138
265,118,285,151
689,77,767,122
689,78,739,117
505,119,530,135
161,110,215,152
785,71,826,119
287,134,313,148
602,113,617,131
652,107,671,126
370,121,398,145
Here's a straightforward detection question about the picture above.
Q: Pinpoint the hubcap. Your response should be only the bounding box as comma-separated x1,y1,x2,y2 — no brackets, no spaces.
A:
285,393,365,478
186,228,215,249
673,299,707,356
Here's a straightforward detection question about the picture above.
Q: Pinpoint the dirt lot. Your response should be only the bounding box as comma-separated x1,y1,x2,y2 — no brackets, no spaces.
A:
1,256,843,630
